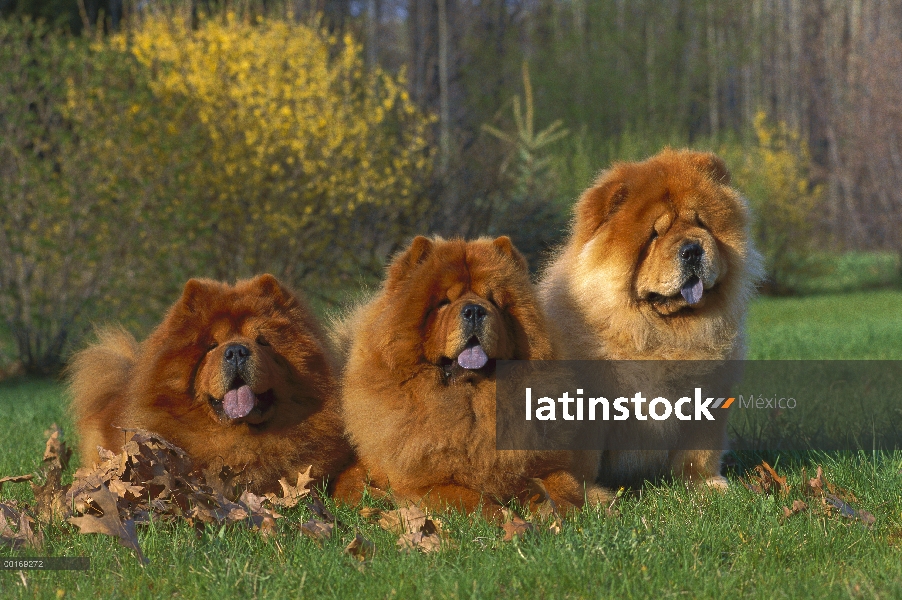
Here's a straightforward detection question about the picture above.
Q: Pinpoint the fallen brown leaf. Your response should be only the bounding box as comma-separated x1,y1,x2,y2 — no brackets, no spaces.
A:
379,505,446,552
5,425,316,564
255,515,278,538
377,509,402,533
265,466,314,508
42,424,72,471
306,491,336,524
358,506,381,519
238,490,282,528
856,509,877,526
344,532,375,562
0,503,43,550
202,458,243,498
31,466,70,523
67,484,146,563
826,495,875,526
782,499,808,519
108,479,145,502
396,506,428,533
801,465,857,501
741,461,788,496
794,465,872,526
300,518,334,543
801,466,822,497
397,530,442,553
0,474,33,493
501,515,535,541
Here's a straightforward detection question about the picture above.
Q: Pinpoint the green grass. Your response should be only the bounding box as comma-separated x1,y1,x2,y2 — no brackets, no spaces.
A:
2,290,902,598
791,252,901,296
748,289,902,359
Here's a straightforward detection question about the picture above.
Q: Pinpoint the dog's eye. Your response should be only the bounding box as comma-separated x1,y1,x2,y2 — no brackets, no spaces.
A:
207,342,218,352
256,335,270,346
649,229,659,242
436,298,451,309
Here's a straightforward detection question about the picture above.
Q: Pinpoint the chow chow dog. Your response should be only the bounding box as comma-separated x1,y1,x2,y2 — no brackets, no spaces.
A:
69,274,352,494
336,236,603,517
539,149,762,488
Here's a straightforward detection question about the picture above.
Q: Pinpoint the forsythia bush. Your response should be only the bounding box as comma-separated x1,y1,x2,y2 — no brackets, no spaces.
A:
114,13,433,283
724,112,824,293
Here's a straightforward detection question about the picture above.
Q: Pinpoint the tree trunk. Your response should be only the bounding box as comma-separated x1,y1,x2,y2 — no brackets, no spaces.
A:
707,0,719,137
366,0,378,67
437,0,451,175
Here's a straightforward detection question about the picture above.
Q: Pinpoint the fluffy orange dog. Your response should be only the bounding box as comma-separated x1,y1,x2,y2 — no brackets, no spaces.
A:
337,236,602,517
69,274,352,494
540,149,762,488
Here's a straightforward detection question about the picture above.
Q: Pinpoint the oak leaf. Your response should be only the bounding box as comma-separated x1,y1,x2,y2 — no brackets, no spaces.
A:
264,466,314,508
67,484,146,563
0,503,43,550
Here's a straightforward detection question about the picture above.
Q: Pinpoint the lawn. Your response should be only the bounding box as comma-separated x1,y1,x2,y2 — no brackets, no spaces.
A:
747,289,902,359
1,290,901,599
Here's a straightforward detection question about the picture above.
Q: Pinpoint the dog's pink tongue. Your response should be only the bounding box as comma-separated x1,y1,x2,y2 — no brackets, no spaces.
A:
223,385,256,419
457,344,489,370
681,277,704,305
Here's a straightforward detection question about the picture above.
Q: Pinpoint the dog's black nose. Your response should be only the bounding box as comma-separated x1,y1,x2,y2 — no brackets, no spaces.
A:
461,303,487,328
224,344,250,368
679,242,703,267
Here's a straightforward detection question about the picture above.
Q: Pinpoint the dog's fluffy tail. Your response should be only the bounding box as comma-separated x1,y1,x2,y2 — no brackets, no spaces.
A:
326,291,375,366
67,326,137,421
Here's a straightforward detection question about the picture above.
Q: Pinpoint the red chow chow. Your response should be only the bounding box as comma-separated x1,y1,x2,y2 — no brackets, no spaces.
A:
334,236,603,518
68,274,352,494
539,149,763,488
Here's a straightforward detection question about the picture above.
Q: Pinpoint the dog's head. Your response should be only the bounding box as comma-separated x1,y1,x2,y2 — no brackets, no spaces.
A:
373,236,553,384
143,274,334,430
571,149,760,321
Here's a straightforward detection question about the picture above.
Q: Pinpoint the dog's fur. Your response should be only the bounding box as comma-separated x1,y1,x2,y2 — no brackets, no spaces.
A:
539,149,763,487
335,236,603,517
68,274,352,493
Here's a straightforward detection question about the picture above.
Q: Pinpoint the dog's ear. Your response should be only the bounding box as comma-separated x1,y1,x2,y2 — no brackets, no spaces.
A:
492,236,529,272
250,273,292,304
688,152,731,185
387,236,434,284
177,278,213,313
574,175,629,244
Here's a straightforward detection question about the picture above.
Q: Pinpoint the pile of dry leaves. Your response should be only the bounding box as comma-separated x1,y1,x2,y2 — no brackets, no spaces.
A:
0,425,568,563
0,425,339,563
741,460,875,526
